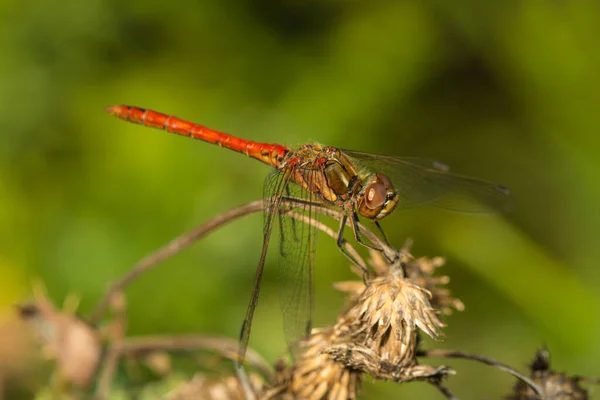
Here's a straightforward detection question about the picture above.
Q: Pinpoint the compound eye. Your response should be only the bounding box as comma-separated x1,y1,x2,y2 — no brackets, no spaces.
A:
375,173,393,189
364,181,387,209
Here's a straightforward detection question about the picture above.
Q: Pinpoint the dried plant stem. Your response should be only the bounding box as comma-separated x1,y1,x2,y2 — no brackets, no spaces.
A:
89,198,399,396
95,334,272,399
89,199,266,325
118,335,271,376
429,380,459,400
90,199,377,326
418,349,543,397
95,344,120,400
580,376,600,385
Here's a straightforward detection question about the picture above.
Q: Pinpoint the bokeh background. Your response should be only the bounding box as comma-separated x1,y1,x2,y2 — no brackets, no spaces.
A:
1,0,599,398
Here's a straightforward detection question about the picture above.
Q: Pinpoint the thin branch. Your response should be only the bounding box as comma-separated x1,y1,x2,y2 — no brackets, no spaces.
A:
418,349,543,398
90,198,382,325
429,380,459,400
116,335,272,377
95,334,272,400
86,198,370,398
95,344,120,400
578,376,600,385
89,199,266,325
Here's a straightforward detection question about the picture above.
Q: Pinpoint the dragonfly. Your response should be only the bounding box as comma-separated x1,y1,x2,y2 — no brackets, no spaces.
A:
106,105,511,364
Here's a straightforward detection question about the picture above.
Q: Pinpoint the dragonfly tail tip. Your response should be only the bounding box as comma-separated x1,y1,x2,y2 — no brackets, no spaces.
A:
105,105,124,116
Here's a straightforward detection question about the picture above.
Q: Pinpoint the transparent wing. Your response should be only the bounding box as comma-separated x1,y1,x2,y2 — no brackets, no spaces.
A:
342,150,512,213
269,167,318,357
238,168,290,365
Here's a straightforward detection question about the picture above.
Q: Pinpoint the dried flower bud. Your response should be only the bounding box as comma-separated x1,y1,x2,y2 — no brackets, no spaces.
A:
168,373,263,400
404,255,464,315
266,328,361,400
144,351,172,377
507,349,590,400
17,286,101,388
0,318,38,382
339,274,444,367
365,247,463,316
326,344,453,383
109,291,127,314
267,247,449,398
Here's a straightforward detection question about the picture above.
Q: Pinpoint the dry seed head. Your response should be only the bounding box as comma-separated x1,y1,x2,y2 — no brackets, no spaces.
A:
404,255,464,315
338,274,444,367
507,349,590,400
168,373,264,400
365,247,463,316
0,318,38,381
332,281,365,298
143,351,172,377
17,285,101,388
325,343,453,383
326,273,454,383
265,328,361,400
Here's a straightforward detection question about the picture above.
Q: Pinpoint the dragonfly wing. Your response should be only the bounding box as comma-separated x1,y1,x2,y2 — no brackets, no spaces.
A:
343,150,512,213
275,168,318,357
238,169,291,366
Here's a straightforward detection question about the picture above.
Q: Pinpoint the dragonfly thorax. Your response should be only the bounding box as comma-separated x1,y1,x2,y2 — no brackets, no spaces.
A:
355,173,399,220
322,160,357,197
286,145,363,206
286,145,399,220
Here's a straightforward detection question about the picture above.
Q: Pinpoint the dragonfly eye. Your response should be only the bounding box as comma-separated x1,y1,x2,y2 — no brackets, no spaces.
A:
364,181,387,209
357,173,399,220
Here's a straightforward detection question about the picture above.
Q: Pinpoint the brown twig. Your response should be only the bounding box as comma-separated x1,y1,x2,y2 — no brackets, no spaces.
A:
90,199,383,326
95,334,272,399
89,199,267,325
89,198,378,397
117,335,272,377
417,348,543,398
429,380,459,400
88,198,403,397
579,376,600,385
95,345,120,400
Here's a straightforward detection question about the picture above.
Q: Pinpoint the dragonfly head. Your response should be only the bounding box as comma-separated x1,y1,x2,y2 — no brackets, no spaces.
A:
356,173,399,220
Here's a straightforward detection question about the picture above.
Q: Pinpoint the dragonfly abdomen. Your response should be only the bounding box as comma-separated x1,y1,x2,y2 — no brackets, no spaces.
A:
106,105,288,168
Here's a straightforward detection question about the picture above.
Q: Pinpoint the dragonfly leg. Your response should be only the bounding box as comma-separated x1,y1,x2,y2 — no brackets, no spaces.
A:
374,220,390,246
350,212,383,252
348,212,403,266
350,213,397,263
337,215,369,281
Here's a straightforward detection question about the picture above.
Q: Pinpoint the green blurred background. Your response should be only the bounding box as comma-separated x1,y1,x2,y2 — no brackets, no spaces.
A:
1,0,599,398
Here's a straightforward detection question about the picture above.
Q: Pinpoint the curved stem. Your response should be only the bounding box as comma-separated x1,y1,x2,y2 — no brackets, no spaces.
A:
95,334,272,400
89,199,266,325
418,348,543,398
89,198,373,326
429,380,459,400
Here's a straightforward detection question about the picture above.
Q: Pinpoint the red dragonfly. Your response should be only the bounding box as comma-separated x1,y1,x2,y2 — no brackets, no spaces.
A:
106,105,511,363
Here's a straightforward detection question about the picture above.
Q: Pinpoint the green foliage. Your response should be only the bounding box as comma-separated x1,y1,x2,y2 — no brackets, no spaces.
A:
1,1,599,398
